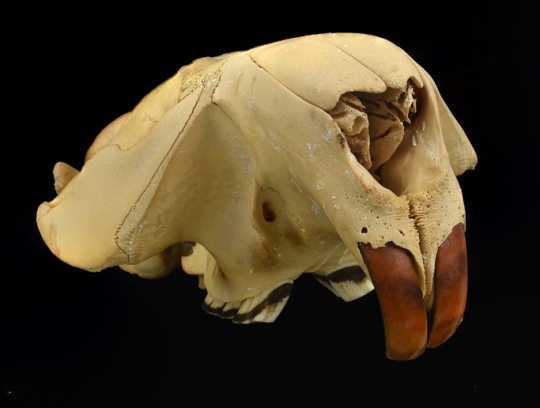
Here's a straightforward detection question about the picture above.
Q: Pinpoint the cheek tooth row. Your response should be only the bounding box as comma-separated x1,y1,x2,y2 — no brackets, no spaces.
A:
202,279,293,323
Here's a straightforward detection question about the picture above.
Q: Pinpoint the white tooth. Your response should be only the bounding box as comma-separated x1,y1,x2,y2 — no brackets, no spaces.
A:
237,296,255,316
325,278,374,302
314,264,374,302
211,299,225,309
251,304,279,323
233,279,293,324
223,301,242,312
203,293,214,305
219,301,242,318
202,293,225,315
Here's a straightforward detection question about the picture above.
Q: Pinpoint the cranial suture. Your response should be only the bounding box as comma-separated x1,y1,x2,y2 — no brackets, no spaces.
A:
37,33,477,360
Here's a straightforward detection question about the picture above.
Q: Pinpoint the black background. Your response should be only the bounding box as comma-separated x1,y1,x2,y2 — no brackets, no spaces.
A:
3,2,539,407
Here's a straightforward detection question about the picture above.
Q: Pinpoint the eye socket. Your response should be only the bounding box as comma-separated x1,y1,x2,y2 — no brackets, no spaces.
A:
262,201,277,222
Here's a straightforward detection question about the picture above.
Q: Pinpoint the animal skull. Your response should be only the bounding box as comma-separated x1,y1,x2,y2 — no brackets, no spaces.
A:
37,33,477,360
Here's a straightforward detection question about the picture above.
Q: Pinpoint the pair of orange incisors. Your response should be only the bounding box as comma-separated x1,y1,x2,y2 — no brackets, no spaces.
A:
360,223,468,360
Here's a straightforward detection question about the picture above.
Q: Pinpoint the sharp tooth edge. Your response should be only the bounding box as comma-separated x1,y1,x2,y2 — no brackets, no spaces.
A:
314,266,374,302
233,280,293,324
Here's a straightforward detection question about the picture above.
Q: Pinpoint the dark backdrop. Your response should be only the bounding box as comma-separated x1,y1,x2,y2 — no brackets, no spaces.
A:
4,2,539,407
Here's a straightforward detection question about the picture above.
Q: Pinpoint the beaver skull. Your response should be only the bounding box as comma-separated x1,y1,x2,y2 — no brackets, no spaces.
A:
37,33,477,360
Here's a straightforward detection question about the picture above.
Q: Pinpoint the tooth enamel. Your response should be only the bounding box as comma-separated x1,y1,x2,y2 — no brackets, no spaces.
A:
204,293,214,305
359,242,428,361
219,301,242,319
232,279,294,324
202,294,226,316
211,299,226,310
237,297,255,316
427,223,468,348
314,263,374,302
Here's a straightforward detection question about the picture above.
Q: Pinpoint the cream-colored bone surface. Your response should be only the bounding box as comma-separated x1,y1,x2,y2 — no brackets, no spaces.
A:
37,33,476,358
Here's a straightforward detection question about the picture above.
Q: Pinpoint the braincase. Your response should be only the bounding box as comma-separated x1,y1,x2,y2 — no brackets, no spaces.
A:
249,33,423,110
249,33,475,179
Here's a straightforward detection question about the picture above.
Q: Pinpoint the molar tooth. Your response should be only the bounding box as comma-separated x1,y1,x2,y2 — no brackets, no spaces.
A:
236,297,255,317
314,264,374,302
219,301,242,319
233,280,294,324
202,294,226,316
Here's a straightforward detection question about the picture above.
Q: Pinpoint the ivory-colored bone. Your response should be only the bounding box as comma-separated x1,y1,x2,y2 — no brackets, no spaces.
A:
37,33,477,359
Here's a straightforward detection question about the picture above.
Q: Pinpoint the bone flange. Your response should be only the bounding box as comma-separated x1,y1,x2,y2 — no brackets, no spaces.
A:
36,33,477,360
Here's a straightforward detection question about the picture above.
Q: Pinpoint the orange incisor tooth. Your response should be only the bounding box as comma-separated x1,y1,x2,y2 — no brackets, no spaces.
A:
427,223,468,348
359,242,428,361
